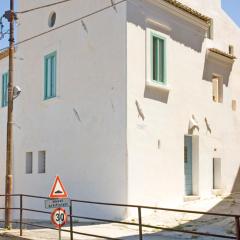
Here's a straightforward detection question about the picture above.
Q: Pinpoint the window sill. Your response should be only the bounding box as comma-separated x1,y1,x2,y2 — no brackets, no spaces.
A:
42,96,60,105
146,80,170,92
184,195,200,202
44,95,56,101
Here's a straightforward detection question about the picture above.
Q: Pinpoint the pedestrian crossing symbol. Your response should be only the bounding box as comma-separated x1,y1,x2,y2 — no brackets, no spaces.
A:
49,176,68,199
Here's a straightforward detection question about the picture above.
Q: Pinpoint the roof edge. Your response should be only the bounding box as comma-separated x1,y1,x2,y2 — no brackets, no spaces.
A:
208,48,236,60
163,0,211,24
0,49,10,61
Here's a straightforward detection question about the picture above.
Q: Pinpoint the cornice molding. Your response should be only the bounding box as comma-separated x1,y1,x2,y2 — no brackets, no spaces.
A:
0,49,9,61
207,49,235,65
145,0,210,31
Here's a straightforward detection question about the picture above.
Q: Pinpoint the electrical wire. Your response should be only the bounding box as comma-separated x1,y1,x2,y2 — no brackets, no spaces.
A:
16,0,72,14
0,46,9,54
0,0,126,53
16,0,126,46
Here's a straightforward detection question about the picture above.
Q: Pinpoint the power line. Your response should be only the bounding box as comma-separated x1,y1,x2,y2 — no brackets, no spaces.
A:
0,46,9,53
0,0,126,53
16,0,126,46
0,16,9,40
16,0,72,14
17,0,120,14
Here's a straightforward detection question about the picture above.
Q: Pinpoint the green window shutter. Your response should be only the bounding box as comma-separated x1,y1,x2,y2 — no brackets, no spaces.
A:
2,72,9,107
152,34,166,84
44,52,57,100
51,55,56,97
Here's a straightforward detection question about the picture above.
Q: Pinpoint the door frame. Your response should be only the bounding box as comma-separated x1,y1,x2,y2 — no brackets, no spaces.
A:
184,135,199,196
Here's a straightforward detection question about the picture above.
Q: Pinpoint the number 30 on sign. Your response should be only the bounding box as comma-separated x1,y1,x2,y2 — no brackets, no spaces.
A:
51,208,67,228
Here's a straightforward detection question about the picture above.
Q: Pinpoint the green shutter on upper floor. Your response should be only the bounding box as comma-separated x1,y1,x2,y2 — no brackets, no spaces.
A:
2,72,9,107
151,33,166,84
44,51,57,100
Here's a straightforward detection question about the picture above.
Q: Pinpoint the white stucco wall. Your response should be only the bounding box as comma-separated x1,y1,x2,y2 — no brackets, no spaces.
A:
127,0,240,208
0,57,9,219
0,0,128,220
1,0,240,221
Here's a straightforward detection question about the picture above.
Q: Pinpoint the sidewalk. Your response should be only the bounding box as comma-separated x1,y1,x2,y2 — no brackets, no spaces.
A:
0,223,223,240
0,193,239,240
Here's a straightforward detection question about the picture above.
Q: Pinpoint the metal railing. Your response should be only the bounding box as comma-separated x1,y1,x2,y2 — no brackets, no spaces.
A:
0,194,239,240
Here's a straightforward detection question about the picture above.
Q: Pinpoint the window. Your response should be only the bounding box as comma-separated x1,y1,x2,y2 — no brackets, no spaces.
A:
2,72,8,107
48,12,56,28
44,52,56,100
184,146,188,163
38,151,46,173
229,45,234,55
151,33,166,84
213,158,221,189
232,100,237,111
212,76,223,103
26,152,33,174
207,19,214,40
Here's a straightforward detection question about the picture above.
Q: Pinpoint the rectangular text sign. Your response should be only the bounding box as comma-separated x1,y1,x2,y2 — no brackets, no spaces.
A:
45,198,71,209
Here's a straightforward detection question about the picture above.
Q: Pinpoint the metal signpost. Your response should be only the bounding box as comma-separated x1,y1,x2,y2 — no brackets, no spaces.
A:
45,198,70,209
47,176,69,240
51,208,68,240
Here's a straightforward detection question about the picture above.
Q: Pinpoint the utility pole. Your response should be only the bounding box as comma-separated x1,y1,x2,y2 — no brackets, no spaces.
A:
5,0,15,229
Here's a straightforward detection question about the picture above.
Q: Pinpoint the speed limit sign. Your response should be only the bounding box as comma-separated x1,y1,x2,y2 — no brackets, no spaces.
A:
51,208,67,228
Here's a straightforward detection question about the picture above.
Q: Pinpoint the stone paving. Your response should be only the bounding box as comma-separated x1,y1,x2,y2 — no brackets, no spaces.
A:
0,221,230,240
1,194,240,240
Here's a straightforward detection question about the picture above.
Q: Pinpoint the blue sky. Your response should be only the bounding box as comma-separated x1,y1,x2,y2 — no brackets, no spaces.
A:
0,0,240,49
0,0,11,49
222,0,240,26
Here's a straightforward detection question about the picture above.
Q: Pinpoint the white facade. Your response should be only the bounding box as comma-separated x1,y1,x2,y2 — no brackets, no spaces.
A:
0,0,240,219
126,0,240,207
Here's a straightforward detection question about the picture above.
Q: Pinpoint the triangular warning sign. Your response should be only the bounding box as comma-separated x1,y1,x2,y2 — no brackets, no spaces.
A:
49,176,68,199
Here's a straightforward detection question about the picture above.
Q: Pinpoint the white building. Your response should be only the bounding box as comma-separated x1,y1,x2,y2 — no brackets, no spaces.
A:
1,0,240,219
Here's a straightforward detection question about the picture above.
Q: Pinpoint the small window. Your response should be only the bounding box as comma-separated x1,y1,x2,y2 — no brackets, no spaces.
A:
26,152,33,174
212,76,223,103
229,45,234,55
48,12,56,28
184,146,188,163
207,19,214,40
44,52,57,100
213,158,221,189
38,151,46,173
2,72,8,107
151,33,166,84
232,100,237,111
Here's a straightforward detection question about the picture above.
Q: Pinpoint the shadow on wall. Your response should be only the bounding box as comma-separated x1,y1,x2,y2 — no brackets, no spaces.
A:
128,1,206,105
144,87,169,104
127,1,206,53
119,167,240,239
202,54,233,87
231,167,240,193
155,168,240,239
